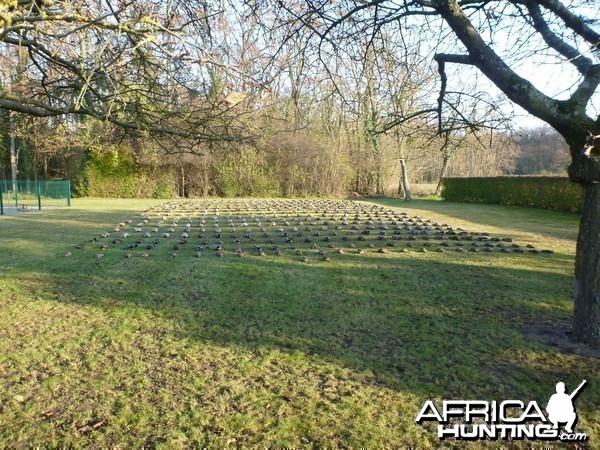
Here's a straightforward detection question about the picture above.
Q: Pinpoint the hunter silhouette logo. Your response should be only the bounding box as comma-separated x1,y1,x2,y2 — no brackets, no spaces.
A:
546,380,586,434
416,380,588,441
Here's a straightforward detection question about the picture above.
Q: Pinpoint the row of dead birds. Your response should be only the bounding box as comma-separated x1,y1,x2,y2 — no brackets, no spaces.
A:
147,199,364,216
68,200,555,258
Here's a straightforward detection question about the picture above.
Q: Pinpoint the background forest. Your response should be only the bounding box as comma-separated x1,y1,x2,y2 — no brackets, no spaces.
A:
0,111,571,198
0,108,569,198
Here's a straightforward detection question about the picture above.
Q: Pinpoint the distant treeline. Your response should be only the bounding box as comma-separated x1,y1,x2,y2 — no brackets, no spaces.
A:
0,111,570,198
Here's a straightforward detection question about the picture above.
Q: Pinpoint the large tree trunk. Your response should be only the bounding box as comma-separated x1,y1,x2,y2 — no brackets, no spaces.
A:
569,145,600,344
573,182,600,343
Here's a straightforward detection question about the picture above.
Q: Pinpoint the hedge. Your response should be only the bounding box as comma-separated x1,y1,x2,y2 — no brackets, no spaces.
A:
75,146,176,199
441,177,582,213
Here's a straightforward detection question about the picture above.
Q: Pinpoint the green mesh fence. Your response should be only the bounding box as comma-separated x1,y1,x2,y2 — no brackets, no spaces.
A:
0,180,71,215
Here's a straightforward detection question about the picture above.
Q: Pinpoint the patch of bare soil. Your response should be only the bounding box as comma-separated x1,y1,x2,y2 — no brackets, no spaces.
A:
522,318,600,359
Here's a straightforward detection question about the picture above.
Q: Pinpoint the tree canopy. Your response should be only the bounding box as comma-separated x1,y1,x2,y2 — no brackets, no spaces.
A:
0,0,275,144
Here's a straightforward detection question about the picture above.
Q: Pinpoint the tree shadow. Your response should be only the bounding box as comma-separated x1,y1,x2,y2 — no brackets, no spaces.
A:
3,202,595,408
36,246,590,400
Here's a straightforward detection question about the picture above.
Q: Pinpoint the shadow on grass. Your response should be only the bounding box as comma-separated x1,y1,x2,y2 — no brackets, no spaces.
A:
32,250,590,399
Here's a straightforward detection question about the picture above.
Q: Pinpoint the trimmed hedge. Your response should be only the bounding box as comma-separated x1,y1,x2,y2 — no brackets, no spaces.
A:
441,177,581,213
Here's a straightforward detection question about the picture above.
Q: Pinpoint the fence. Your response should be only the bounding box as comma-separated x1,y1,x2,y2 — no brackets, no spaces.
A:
0,180,71,215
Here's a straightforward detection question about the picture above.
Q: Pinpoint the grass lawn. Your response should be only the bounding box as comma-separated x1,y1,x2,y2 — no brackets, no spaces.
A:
0,197,597,448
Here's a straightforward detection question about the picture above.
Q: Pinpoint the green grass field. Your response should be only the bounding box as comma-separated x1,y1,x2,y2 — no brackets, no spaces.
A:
0,198,597,448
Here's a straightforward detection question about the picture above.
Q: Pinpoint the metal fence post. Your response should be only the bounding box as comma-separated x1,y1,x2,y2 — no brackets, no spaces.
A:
67,180,71,207
37,181,42,211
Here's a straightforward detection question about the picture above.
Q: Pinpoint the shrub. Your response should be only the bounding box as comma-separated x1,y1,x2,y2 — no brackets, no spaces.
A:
441,177,581,213
78,146,176,198
214,147,280,197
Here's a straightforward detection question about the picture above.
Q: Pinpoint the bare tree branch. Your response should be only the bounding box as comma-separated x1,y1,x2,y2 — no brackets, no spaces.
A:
535,0,600,49
524,0,593,75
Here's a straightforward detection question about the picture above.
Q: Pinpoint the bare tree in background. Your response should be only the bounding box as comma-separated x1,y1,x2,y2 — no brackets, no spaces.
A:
515,126,570,174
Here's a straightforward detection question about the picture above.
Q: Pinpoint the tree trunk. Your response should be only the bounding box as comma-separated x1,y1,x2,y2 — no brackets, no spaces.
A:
43,154,48,180
399,158,412,202
573,182,600,343
397,174,403,196
568,138,600,344
9,112,17,189
435,155,450,196
373,135,384,197
180,163,186,198
376,169,384,197
432,0,599,340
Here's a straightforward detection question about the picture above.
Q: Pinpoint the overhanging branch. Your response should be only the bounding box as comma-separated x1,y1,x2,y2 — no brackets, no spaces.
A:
0,95,253,144
433,53,474,134
433,53,473,65
535,0,600,49
525,0,593,75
